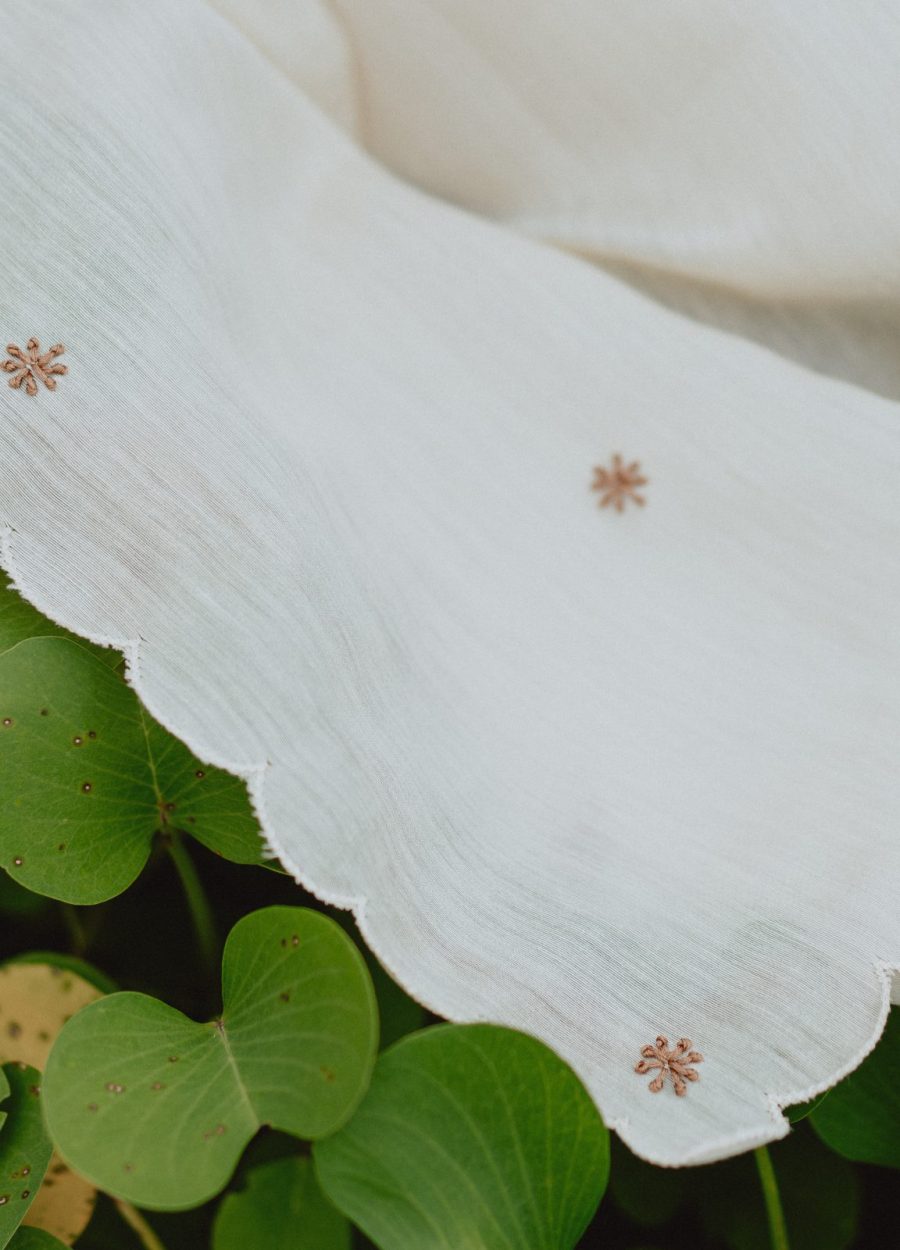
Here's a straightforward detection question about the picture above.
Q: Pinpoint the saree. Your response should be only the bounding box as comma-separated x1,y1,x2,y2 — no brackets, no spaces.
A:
1,0,898,1164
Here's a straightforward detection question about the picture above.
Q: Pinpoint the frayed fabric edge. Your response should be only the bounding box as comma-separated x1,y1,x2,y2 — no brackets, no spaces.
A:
1,523,897,1168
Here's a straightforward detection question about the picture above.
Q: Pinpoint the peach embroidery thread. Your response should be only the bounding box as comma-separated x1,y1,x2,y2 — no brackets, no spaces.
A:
635,1035,703,1096
3,339,67,395
591,454,647,512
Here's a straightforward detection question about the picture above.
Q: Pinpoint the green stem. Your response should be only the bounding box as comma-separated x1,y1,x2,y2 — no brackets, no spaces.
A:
167,833,218,977
754,1145,790,1250
60,902,88,955
114,1199,168,1250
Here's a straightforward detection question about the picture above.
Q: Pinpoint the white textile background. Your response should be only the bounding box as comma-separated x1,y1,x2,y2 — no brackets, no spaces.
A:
1,0,898,1164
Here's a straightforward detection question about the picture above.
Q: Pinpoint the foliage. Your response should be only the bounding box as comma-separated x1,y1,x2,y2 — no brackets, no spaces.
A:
697,1128,859,1250
212,1157,349,1250
9,1231,68,1249
0,1063,53,1248
0,638,265,904
0,959,104,1245
43,909,377,1210
315,1024,609,1250
0,573,118,671
0,573,898,1249
811,1012,900,1169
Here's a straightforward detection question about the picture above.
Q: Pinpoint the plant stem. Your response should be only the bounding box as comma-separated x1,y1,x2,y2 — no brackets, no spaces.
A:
114,1199,168,1250
60,902,88,955
167,833,218,977
754,1145,790,1250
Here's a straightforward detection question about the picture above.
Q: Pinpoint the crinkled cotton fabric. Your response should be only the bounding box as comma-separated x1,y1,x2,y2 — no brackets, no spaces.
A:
1,0,898,1165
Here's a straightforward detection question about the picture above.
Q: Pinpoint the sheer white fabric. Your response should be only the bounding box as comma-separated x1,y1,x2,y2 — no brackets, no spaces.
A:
1,0,898,1164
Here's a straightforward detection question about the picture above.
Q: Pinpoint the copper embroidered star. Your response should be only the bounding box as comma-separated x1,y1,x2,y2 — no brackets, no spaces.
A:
2,339,67,396
591,454,647,512
635,1035,703,1096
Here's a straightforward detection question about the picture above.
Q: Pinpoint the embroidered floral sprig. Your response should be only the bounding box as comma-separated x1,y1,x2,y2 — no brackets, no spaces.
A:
635,1035,703,1096
591,454,647,512
3,339,67,395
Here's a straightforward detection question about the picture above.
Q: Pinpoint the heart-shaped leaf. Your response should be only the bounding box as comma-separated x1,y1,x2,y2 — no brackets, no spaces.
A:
0,573,119,668
0,637,266,902
43,907,378,1210
314,1023,609,1250
0,1064,53,1249
213,1156,350,1250
811,1010,900,1167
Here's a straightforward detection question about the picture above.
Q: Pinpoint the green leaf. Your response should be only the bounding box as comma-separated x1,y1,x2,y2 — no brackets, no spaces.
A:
0,1064,53,1250
8,1230,67,1249
811,1009,900,1167
213,1156,350,1250
0,572,119,667
697,1126,858,1250
314,1023,609,1250
0,637,265,902
609,1138,685,1228
43,907,378,1210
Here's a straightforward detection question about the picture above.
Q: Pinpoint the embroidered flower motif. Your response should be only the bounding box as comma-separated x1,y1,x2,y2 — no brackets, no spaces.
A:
2,339,67,396
591,454,647,512
635,1035,703,1096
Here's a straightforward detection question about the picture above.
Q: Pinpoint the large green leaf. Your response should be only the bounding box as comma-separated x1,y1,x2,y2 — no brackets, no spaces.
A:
0,636,265,902
315,1023,609,1250
0,1064,53,1250
811,1010,900,1167
697,1128,858,1250
213,1156,350,1250
0,572,119,667
43,907,378,1210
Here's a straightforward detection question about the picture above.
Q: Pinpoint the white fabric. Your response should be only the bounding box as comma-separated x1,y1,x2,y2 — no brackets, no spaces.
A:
1,0,899,1165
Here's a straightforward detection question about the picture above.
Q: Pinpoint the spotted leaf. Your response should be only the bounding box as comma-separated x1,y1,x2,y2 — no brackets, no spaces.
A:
0,1064,53,1250
43,908,377,1210
0,637,266,902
